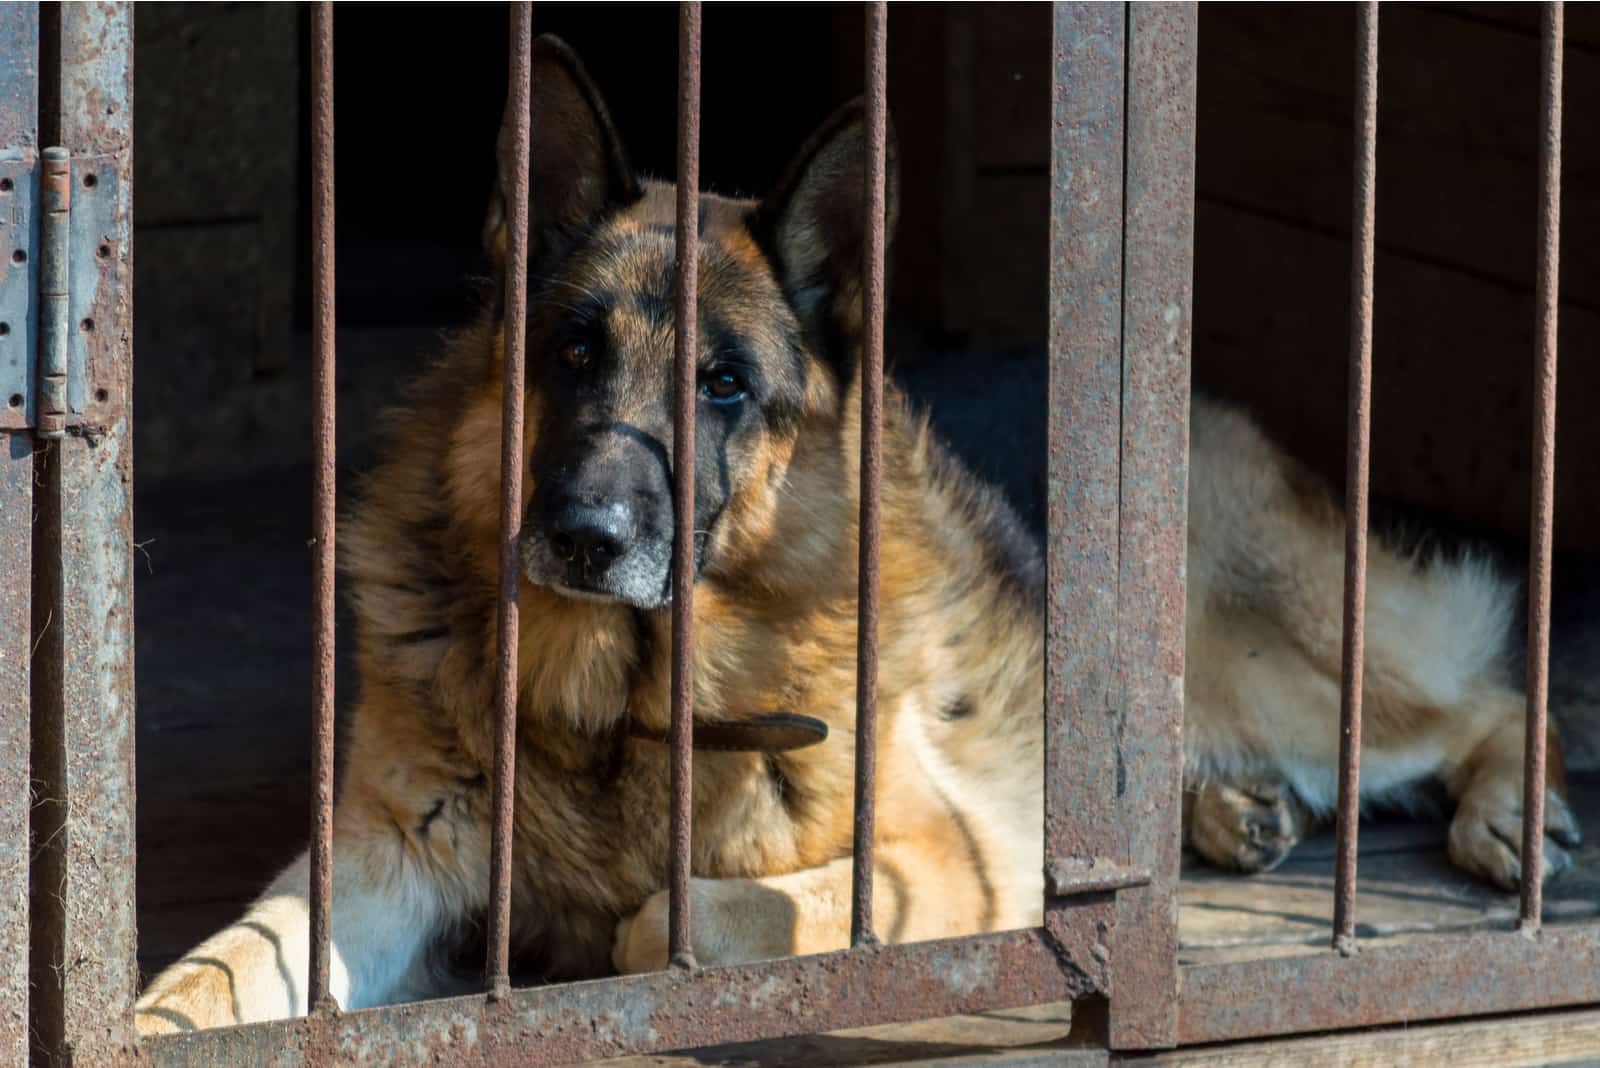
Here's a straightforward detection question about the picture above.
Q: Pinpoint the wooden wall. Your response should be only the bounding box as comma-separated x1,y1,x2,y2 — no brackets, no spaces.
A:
878,3,1600,551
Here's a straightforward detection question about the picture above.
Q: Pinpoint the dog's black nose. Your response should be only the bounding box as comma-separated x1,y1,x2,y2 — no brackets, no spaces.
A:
548,499,632,573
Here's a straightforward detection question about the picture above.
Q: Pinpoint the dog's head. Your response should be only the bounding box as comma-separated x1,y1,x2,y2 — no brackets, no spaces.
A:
480,36,899,609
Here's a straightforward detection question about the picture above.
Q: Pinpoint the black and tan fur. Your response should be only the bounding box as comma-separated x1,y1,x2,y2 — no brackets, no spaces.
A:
137,37,1576,1033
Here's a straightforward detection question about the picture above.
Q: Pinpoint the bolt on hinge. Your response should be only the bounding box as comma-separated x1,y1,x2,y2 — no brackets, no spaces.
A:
36,146,69,439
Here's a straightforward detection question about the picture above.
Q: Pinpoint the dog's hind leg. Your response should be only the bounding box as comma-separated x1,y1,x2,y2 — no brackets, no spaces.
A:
134,816,464,1034
134,715,484,1034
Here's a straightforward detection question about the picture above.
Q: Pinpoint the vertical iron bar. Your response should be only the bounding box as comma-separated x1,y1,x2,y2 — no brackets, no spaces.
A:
307,0,337,1013
1112,2,1196,1047
668,0,703,970
851,0,888,950
1521,0,1562,928
1042,0,1125,1028
1332,0,1379,954
487,0,533,996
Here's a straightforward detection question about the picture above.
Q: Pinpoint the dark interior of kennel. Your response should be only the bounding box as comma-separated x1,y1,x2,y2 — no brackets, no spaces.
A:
134,3,1600,986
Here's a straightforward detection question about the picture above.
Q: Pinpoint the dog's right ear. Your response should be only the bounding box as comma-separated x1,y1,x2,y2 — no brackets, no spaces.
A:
482,35,641,273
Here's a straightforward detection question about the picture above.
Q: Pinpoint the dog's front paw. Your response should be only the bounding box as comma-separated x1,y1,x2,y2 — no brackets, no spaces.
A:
1188,779,1308,874
1449,780,1579,891
612,877,797,974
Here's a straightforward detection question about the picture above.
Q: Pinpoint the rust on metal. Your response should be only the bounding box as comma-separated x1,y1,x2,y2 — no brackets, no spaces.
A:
0,440,29,1067
1179,924,1600,1044
1046,860,1152,899
0,6,35,1057
27,4,139,1062
668,0,703,972
1043,0,1126,1010
36,146,68,439
307,0,338,1014
1111,2,1195,1049
851,0,887,951
1520,0,1562,928
488,0,533,996
1332,0,1379,955
140,927,1100,1067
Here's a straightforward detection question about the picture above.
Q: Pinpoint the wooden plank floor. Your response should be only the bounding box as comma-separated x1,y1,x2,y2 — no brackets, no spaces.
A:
1180,774,1600,966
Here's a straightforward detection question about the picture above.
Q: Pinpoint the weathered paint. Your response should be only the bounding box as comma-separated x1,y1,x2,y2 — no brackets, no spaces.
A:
1111,1,1195,1050
1179,924,1600,1044
0,3,38,431
68,153,122,428
1043,0,1126,1021
1,434,32,1068
139,928,1102,1067
0,15,37,1061
28,4,139,1064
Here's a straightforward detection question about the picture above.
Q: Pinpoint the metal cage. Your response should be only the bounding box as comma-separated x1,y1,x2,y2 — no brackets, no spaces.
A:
1,3,1587,1065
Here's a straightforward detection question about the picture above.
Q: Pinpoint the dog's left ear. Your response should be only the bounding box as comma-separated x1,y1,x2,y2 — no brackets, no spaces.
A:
749,100,900,352
482,35,641,273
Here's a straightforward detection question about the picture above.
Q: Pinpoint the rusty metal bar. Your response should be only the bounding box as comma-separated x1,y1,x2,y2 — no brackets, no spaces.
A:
307,0,338,1013
487,0,533,996
27,4,137,1060
1111,3,1195,1049
850,0,887,951
141,926,1100,1067
668,0,702,970
0,438,28,1066
1043,0,1125,1015
1179,923,1600,1044
0,7,36,1060
1520,0,1562,929
1332,0,1378,955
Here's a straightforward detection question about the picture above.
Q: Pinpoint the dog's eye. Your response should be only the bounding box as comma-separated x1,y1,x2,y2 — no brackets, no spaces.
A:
560,340,591,369
701,369,746,403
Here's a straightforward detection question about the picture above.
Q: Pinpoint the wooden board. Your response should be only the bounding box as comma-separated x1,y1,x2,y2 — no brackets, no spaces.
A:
1179,773,1600,966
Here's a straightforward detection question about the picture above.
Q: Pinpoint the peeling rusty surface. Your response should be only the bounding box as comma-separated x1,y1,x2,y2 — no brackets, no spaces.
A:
1046,860,1150,899
4,27,40,1057
1332,0,1378,953
1112,2,1194,1051
140,929,1100,1067
668,0,701,970
488,0,533,996
28,4,139,1063
1043,0,1125,1001
1179,925,1600,1044
306,0,337,1013
1520,0,1563,927
0,1,39,433
852,0,887,951
1,434,31,1068
66,153,123,430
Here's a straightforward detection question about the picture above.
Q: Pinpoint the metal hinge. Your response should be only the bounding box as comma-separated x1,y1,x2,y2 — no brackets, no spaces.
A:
37,147,68,437
0,146,120,437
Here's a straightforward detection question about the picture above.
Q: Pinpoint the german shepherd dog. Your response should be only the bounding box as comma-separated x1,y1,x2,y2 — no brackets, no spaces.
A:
136,37,1578,1033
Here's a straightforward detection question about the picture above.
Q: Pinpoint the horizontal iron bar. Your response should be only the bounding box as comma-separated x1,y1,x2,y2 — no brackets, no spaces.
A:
1179,923,1600,1044
1046,859,1152,898
139,926,1104,1067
